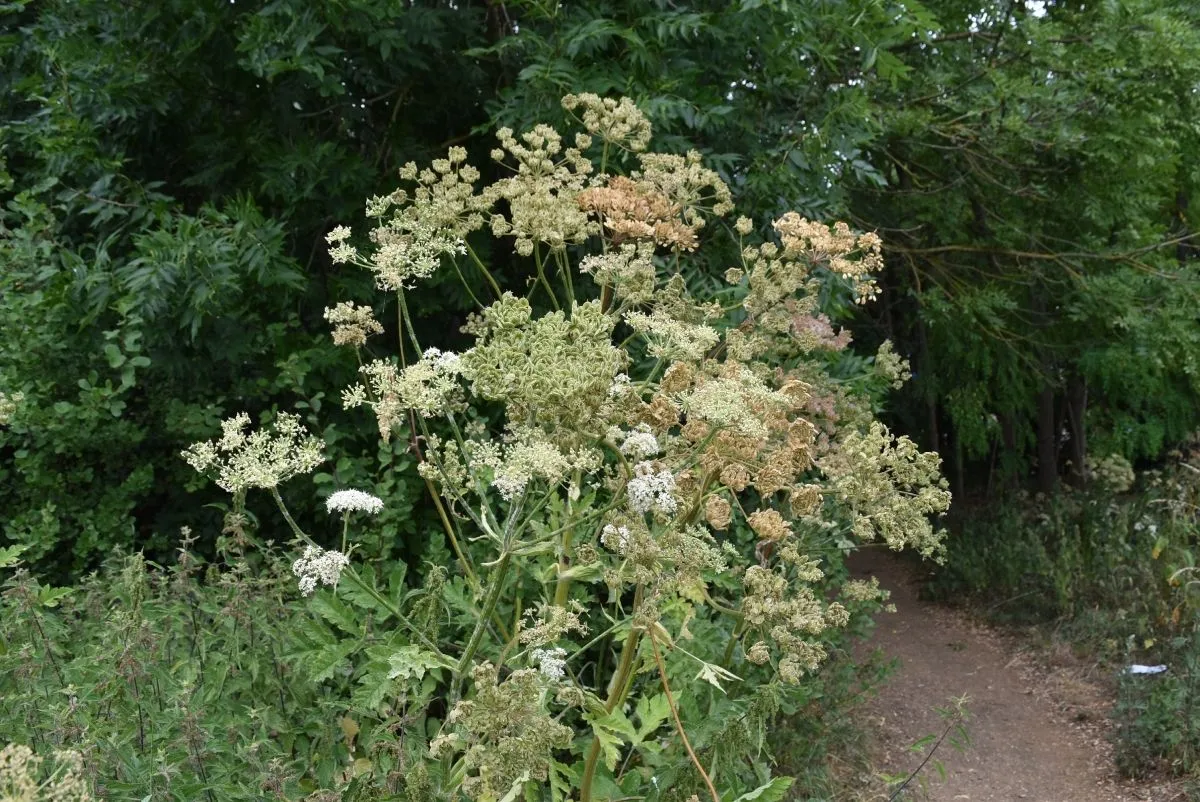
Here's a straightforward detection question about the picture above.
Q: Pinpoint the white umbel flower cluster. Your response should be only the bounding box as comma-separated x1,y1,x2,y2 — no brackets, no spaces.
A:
610,423,660,460
291,545,350,596
601,524,632,553
530,647,568,682
607,373,632,398
326,489,385,515
627,462,677,515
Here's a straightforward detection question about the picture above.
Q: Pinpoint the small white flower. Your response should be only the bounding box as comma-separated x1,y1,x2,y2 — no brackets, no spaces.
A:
619,424,660,460
429,349,461,370
608,373,631,398
291,545,350,596
626,462,677,515
531,647,568,681
326,488,385,515
602,524,632,553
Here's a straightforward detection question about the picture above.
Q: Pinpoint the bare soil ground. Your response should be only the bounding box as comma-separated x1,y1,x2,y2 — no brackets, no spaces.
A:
850,547,1185,802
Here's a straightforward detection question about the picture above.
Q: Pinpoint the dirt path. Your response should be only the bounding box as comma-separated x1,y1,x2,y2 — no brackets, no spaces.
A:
852,548,1171,802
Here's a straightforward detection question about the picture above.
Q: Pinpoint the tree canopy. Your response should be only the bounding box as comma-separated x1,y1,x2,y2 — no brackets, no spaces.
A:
3,0,1198,573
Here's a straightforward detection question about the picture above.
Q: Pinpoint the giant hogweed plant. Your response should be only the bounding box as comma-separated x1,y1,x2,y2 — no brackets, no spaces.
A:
182,95,951,802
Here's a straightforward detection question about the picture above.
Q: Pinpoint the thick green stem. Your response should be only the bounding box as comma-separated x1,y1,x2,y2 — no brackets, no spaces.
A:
533,246,561,311
553,527,574,607
452,488,524,685
580,585,644,802
396,288,423,355
270,489,309,542
455,552,512,676
553,471,580,607
554,248,575,309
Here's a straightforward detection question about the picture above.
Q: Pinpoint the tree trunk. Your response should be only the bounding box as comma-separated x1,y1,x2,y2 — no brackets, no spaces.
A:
1065,373,1088,485
916,315,940,454
1037,384,1057,494
949,419,966,502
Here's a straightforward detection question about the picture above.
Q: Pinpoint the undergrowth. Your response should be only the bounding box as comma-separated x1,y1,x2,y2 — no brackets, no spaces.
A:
0,533,893,800
928,449,1200,783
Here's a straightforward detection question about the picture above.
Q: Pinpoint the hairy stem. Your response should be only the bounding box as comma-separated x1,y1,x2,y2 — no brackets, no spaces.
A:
453,551,512,696
553,471,580,607
552,526,574,608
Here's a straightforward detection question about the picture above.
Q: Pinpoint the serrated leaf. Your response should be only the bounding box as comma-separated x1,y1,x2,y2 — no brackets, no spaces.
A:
310,591,360,634
732,776,794,802
549,760,575,802
386,645,447,681
695,660,742,692
634,693,671,743
340,569,391,618
301,640,356,683
38,585,73,608
0,544,27,569
586,709,636,771
352,669,393,712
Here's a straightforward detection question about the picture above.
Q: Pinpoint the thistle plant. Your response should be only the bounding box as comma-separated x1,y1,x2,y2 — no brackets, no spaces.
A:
184,93,950,802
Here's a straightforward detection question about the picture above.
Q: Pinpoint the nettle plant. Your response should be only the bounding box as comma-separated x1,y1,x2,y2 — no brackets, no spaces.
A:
184,95,950,802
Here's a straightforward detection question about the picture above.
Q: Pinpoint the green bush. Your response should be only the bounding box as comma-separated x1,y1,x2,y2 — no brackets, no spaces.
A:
0,0,494,578
2,94,950,801
0,540,329,799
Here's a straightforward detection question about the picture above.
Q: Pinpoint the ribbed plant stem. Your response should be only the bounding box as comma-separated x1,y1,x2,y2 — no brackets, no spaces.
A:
455,551,512,676
580,585,644,802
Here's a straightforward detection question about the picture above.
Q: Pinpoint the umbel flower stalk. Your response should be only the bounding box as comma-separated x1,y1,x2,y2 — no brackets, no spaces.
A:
182,92,950,802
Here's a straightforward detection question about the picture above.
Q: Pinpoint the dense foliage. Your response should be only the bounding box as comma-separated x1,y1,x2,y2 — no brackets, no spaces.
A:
6,0,1198,573
3,0,1200,793
853,0,1200,494
2,96,947,800
0,0,494,573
